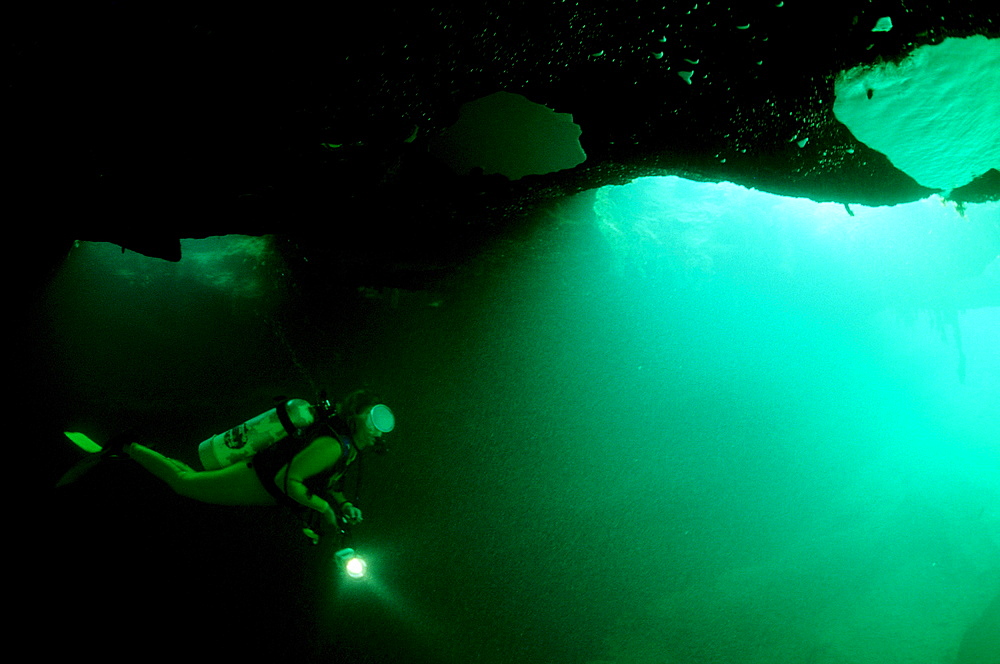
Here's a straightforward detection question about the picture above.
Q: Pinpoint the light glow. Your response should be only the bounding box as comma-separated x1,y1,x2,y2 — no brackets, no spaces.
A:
345,556,367,579
833,35,1000,191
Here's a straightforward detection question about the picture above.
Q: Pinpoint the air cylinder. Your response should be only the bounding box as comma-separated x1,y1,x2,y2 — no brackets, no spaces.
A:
198,398,316,469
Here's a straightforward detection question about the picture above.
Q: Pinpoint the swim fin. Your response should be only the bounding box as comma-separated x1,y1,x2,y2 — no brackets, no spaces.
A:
64,431,102,454
56,431,129,487
55,454,103,487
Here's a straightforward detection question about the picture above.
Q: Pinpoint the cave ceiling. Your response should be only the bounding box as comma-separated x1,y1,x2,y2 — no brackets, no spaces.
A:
11,2,999,280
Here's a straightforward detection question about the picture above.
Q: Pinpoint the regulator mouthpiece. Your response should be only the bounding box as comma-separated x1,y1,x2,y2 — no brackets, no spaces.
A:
368,404,395,433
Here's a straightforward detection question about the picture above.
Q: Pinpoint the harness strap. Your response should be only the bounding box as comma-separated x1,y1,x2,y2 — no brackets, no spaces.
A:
276,400,299,437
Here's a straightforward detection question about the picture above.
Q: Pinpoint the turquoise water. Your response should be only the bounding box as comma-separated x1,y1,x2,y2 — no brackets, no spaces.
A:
37,179,998,664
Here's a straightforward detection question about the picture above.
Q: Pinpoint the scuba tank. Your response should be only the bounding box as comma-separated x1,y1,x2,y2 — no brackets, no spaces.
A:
197,398,320,470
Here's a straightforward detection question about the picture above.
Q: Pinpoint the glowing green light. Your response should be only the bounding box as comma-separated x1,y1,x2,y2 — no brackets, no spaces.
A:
833,35,1000,191
345,557,367,579
335,548,368,579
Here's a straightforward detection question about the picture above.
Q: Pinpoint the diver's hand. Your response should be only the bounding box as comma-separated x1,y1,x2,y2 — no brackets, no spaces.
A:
341,502,363,525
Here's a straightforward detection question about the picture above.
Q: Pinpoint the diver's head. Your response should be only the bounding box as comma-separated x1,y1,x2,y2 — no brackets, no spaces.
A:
339,389,395,450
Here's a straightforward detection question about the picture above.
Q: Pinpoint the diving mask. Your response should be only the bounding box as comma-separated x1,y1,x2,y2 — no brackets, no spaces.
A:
367,404,395,434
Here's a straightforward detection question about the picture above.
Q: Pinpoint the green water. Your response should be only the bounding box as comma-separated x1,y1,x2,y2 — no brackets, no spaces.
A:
36,179,998,664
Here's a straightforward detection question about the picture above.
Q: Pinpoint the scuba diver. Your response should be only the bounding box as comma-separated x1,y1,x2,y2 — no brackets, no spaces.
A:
60,389,395,534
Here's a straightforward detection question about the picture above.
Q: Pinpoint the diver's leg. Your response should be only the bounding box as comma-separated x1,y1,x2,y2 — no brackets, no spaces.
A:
126,444,277,506
165,457,195,473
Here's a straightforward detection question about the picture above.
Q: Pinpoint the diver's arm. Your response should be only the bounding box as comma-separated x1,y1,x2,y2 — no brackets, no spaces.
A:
274,436,341,515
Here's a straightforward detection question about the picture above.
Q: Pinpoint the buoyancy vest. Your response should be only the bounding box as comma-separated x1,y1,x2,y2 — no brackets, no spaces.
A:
250,418,355,511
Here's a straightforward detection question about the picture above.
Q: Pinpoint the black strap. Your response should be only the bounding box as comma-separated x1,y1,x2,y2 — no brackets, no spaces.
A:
276,400,299,437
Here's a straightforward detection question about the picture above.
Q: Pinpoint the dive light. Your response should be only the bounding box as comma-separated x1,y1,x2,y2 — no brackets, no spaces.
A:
335,548,367,579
